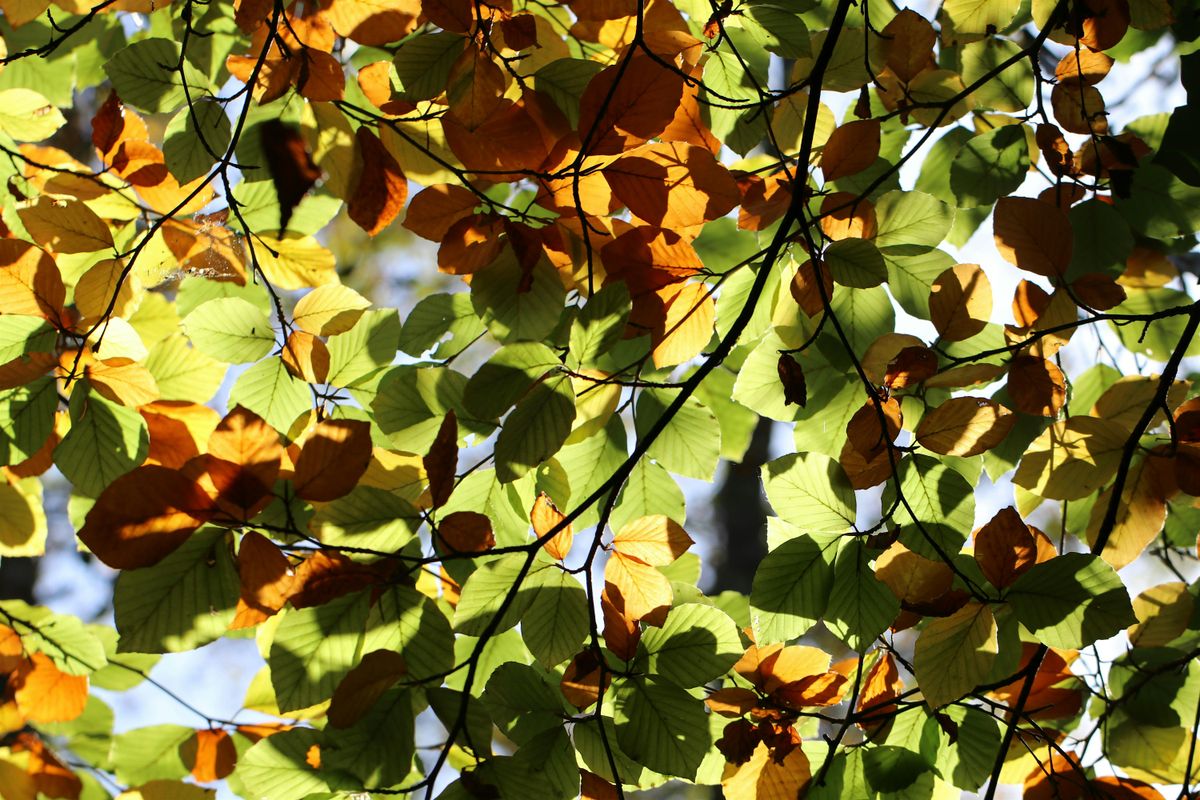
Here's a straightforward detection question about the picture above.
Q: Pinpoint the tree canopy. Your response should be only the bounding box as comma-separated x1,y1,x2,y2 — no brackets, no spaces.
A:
0,0,1198,797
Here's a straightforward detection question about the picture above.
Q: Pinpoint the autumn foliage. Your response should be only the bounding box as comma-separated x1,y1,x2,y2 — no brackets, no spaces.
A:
0,0,1197,797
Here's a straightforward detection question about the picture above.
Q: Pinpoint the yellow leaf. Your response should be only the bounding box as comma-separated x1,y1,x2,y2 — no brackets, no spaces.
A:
18,196,114,254
1012,416,1127,501
293,283,371,335
0,238,65,322
74,257,143,322
612,515,693,566
652,281,715,368
254,235,337,290
604,551,671,622
915,396,1015,457
0,477,47,557
86,357,161,407
721,742,810,800
912,601,997,709
1128,581,1193,648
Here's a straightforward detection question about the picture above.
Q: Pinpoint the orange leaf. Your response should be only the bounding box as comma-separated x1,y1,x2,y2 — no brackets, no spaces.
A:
875,542,954,605
973,507,1038,589
1023,750,1087,800
12,653,87,723
0,239,65,324
603,141,740,229
914,396,1015,457
604,551,671,622
437,511,495,554
205,406,283,514
141,401,220,470
531,492,573,560
774,671,848,708
1054,49,1114,85
424,411,458,510
929,263,992,341
328,650,407,728
437,213,506,275
993,197,1073,277
326,0,420,45
881,9,936,83
650,281,715,368
15,732,81,800
581,770,619,800
85,357,160,407
721,741,810,800
601,586,640,660
884,346,938,389
706,687,759,717
182,729,237,783
789,258,833,318
403,184,479,242
819,193,877,241
856,652,903,726
845,398,902,460
348,126,407,237
280,330,331,385
292,419,373,502
577,54,684,155
561,649,609,709
0,626,23,674
231,530,295,629
611,515,692,565
821,120,881,182
78,466,212,569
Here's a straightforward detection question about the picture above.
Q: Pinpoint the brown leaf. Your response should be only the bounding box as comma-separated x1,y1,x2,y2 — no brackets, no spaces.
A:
328,650,407,728
706,687,759,717
78,466,212,569
347,126,407,236
1054,48,1114,85
882,9,936,82
531,492,573,560
561,649,609,709
1007,355,1066,417
973,507,1037,589
403,184,479,242
424,411,458,510
437,511,495,554
777,354,807,407
288,550,389,608
1071,272,1126,310
601,587,640,660
845,398,902,460
994,197,1073,277
292,419,373,502
577,54,684,155
260,119,322,234
603,141,740,230
789,258,833,318
884,346,938,389
581,770,619,800
231,530,295,629
930,263,992,341
437,213,506,275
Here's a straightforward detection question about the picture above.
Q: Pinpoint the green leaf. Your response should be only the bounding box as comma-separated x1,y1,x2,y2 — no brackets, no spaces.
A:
103,39,210,113
872,190,955,254
568,282,631,368
1067,199,1134,280
825,237,887,288
87,625,159,690
888,455,974,560
532,58,605,128
182,297,276,363
942,0,1020,33
325,308,401,388
825,538,900,652
228,357,311,433
231,728,336,800
393,31,467,101
912,602,998,708
1007,553,1136,648
0,88,65,141
1110,287,1200,362
269,591,370,712
749,532,840,644
373,365,475,453
494,727,579,800
55,387,148,497
471,256,565,344
111,724,192,784
323,688,415,787
163,98,232,183
961,39,1033,112
482,662,564,745
884,248,956,320
613,677,711,780
762,452,856,532
144,335,227,402
361,585,455,683
454,555,543,636
494,372,575,483
0,376,57,464
734,3,811,59
1116,163,1200,239
113,528,238,653
556,415,628,531
464,342,561,420
612,457,685,533
0,316,54,364
641,602,741,687
0,600,108,675
521,568,588,669
397,292,485,359
309,486,420,552
635,388,720,481
941,705,1001,791
949,125,1029,207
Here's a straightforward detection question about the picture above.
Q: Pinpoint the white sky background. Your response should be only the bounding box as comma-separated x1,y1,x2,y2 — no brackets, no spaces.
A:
22,3,1200,798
